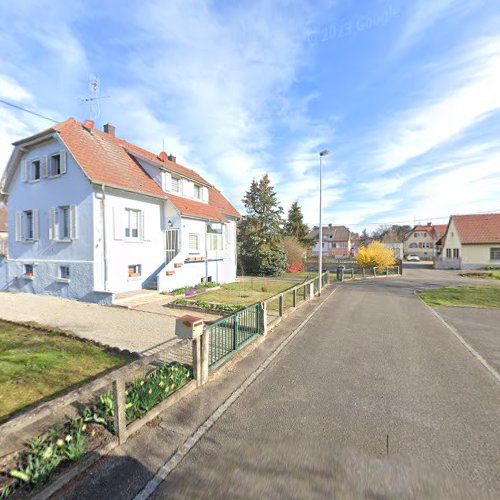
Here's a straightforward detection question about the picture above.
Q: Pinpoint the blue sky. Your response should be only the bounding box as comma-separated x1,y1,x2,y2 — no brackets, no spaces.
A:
1,0,499,231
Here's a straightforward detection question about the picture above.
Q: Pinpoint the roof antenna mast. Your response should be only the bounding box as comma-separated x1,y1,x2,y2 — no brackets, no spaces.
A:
81,74,110,121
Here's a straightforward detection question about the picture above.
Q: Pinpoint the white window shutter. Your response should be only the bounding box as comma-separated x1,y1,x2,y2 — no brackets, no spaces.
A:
59,151,67,174
32,209,40,241
70,205,78,239
49,207,57,240
21,160,28,182
141,211,145,241
202,186,209,202
113,207,123,240
41,157,48,178
15,212,22,241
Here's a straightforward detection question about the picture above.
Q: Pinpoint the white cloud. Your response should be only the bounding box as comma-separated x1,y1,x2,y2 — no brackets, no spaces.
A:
373,37,500,172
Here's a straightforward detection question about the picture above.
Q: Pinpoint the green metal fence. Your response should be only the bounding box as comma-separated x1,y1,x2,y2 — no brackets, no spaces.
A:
206,303,261,368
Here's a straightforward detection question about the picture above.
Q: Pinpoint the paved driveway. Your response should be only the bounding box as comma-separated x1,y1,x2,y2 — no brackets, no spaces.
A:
148,274,500,498
0,292,219,355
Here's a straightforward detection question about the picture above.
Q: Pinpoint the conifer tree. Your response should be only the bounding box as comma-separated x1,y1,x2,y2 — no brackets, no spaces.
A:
238,174,287,276
284,201,312,248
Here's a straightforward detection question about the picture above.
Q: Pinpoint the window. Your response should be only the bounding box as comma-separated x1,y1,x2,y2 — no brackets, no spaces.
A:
453,248,460,259
16,210,39,242
189,233,200,252
171,177,180,192
48,152,65,177
128,264,141,278
50,206,76,241
25,210,33,240
491,248,500,261
409,243,417,249
207,223,223,251
24,264,33,277
446,248,452,258
59,206,70,240
30,159,41,181
59,266,70,280
194,185,202,199
125,209,141,239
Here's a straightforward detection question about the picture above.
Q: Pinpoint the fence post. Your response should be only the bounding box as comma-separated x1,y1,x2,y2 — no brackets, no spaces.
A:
309,282,314,300
112,379,127,445
292,288,297,308
200,330,209,385
303,284,307,301
260,301,268,336
362,268,366,279
278,294,284,316
192,336,203,387
373,267,377,278
234,314,239,350
386,266,389,276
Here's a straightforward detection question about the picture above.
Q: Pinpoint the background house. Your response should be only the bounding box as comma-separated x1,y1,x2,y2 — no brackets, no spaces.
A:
0,118,239,303
403,223,447,260
0,202,7,257
309,224,351,258
435,213,500,269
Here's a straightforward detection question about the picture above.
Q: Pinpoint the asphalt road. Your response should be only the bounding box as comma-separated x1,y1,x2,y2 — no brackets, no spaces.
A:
151,274,500,499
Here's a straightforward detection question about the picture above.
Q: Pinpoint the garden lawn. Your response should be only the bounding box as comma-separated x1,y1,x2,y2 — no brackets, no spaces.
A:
186,280,296,307
0,321,130,420
418,286,500,308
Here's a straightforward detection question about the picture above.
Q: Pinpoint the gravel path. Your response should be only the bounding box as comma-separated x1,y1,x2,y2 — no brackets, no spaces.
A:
0,292,219,354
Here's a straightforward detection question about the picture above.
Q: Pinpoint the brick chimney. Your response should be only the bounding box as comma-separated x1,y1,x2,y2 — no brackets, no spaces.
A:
158,151,168,162
427,222,432,226
83,119,94,130
103,122,115,136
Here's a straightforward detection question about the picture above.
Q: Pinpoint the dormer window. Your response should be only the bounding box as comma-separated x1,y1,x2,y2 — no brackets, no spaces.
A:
171,176,180,193
194,185,202,199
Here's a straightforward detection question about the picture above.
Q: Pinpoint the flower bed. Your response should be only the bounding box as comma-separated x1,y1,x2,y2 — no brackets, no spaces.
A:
0,362,191,498
170,281,220,297
171,298,243,313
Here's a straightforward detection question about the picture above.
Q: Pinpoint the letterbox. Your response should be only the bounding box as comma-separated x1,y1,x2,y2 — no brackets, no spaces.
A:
175,315,204,339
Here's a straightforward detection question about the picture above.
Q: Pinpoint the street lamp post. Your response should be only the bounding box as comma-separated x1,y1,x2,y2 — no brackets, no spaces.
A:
318,149,330,295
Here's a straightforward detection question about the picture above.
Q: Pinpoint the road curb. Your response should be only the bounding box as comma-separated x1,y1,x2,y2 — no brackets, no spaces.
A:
414,289,500,384
134,286,339,499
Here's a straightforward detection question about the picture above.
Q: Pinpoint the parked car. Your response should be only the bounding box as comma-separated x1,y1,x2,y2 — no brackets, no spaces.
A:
406,254,420,261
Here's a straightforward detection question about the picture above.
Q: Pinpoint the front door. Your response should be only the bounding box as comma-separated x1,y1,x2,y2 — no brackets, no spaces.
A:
165,229,179,264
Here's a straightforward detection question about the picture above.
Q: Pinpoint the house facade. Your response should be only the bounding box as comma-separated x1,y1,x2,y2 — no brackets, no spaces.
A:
403,223,447,260
435,213,500,269
0,202,7,257
0,118,239,303
309,224,351,258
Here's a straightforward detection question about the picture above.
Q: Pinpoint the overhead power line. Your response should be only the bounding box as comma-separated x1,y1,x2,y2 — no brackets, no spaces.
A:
309,208,500,227
0,99,58,123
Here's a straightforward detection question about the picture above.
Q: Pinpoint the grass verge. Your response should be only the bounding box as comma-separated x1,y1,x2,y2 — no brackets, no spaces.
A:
0,321,130,420
184,280,297,307
417,286,500,308
460,271,500,280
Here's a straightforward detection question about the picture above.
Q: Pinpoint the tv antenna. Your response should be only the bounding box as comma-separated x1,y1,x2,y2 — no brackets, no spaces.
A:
81,74,110,120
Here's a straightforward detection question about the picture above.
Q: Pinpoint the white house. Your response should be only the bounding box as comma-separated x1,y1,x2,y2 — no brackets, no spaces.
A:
0,118,240,304
435,213,500,269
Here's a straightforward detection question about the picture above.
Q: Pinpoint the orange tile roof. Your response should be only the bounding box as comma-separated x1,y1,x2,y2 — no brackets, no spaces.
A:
18,118,239,222
452,213,500,244
167,192,228,222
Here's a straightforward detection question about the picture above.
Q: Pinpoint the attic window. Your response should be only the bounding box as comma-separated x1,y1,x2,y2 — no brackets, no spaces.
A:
194,185,202,199
48,152,66,177
30,160,41,181
171,177,180,193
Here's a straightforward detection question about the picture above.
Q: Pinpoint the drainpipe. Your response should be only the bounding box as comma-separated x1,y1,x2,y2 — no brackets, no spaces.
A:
101,184,108,291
